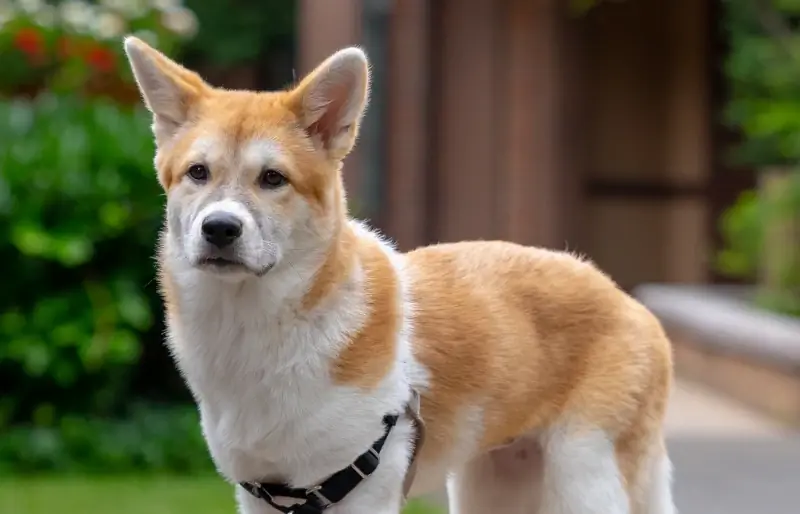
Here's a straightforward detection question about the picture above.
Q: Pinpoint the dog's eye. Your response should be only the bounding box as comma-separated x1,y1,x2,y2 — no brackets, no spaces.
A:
259,169,288,189
187,164,209,183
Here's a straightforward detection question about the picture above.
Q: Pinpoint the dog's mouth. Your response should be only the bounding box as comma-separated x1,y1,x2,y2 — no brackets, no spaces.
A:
197,257,274,277
199,256,244,269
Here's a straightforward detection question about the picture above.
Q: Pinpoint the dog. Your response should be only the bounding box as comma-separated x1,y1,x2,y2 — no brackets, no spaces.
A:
123,36,676,514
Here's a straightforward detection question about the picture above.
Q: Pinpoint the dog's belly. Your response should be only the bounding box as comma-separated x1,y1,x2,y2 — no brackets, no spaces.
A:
409,435,544,506
488,437,544,486
444,438,544,514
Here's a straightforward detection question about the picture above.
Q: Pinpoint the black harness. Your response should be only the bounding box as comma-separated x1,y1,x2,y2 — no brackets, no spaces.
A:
239,414,400,514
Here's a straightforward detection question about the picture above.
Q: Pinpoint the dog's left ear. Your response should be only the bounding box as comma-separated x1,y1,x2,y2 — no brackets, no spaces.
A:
288,47,370,161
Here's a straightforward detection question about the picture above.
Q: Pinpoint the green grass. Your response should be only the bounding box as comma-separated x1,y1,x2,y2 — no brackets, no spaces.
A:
0,476,443,514
0,476,234,514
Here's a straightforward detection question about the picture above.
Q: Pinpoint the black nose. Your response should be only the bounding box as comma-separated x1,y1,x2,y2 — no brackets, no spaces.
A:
201,212,243,248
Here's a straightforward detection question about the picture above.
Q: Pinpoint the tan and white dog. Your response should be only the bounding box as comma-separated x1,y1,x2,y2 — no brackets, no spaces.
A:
124,36,675,514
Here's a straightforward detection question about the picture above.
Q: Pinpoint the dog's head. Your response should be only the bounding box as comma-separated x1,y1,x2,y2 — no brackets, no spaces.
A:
124,37,369,281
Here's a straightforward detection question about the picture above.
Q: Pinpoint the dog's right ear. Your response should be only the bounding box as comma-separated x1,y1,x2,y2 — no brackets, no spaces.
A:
123,36,209,144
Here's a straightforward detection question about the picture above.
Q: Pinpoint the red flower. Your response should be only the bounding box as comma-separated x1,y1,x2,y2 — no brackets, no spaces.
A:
85,46,116,73
14,28,45,61
57,37,76,60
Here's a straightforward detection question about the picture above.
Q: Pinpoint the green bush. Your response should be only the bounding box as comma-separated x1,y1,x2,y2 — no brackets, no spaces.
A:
0,0,306,476
717,189,764,279
716,1,800,317
0,94,165,429
717,173,800,316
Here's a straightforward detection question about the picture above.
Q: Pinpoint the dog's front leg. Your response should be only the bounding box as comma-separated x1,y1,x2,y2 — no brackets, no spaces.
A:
325,460,406,514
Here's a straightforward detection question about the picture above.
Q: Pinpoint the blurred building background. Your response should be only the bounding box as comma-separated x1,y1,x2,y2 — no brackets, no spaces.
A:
300,0,735,290
1,0,799,513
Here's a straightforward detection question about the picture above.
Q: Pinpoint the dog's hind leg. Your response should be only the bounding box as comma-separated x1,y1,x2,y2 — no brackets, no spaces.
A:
622,438,676,514
538,425,630,514
643,450,676,514
447,439,543,514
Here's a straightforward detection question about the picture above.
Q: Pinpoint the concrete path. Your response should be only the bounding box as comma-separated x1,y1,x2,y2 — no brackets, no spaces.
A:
421,379,800,513
665,378,794,438
666,380,800,514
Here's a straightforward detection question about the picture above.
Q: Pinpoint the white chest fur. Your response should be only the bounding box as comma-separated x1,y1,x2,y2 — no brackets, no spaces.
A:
164,250,415,490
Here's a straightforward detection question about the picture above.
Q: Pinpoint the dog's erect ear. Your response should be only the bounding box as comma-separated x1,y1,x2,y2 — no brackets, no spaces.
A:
123,36,209,144
288,47,370,161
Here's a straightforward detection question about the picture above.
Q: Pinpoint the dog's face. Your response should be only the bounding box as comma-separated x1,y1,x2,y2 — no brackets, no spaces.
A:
124,37,369,281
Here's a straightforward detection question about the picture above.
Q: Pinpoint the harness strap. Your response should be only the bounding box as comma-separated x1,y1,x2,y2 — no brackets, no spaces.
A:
401,389,425,499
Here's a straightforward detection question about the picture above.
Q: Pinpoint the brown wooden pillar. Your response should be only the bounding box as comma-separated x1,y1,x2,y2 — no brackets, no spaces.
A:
558,6,589,248
663,0,712,283
431,0,502,243
502,0,571,248
297,0,362,74
383,0,431,251
296,0,364,197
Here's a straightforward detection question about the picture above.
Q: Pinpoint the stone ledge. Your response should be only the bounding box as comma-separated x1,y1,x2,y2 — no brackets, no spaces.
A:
634,284,800,427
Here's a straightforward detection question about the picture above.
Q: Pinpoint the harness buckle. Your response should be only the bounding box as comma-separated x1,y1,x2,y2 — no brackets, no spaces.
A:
242,481,263,499
306,485,332,507
352,447,381,478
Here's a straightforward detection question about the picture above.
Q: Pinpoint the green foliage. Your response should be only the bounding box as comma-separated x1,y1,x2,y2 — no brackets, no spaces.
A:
723,0,800,166
0,1,301,477
757,170,800,315
717,171,800,316
717,189,764,278
718,1,800,317
0,404,213,474
0,94,164,428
